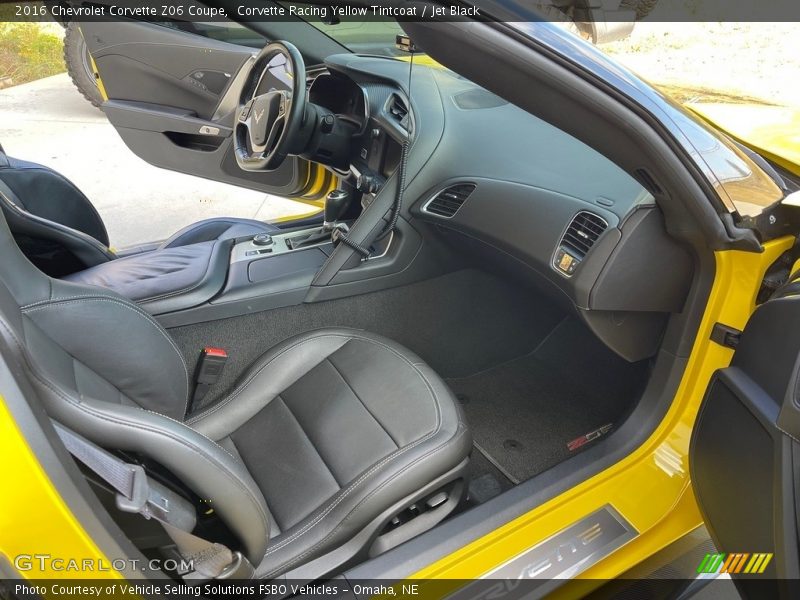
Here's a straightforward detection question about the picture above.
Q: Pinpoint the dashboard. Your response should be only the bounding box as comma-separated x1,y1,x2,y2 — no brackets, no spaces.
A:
308,54,694,362
308,66,410,205
309,74,368,135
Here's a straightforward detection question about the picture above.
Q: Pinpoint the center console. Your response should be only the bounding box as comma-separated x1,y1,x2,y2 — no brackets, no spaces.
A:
155,225,335,328
149,185,367,326
138,166,421,328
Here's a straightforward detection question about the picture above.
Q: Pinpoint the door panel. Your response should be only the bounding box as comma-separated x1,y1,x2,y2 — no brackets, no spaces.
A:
691,288,800,597
79,20,315,197
83,20,254,118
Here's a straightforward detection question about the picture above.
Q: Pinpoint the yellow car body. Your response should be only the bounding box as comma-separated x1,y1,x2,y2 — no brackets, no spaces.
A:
689,102,800,177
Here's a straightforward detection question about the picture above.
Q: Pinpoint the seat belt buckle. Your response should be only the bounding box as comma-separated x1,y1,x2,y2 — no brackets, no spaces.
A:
188,347,228,415
197,347,228,384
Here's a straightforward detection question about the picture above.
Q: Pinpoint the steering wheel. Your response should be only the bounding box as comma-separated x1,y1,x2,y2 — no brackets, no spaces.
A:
234,41,307,171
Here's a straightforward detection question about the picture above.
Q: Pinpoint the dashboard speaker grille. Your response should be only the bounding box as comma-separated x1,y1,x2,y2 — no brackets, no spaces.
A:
561,211,608,259
424,184,476,218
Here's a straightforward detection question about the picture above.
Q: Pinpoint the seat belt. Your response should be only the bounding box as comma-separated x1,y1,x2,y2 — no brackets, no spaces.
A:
53,421,253,580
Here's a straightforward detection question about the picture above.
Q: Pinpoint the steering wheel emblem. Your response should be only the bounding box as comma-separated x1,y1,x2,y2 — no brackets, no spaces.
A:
254,108,265,124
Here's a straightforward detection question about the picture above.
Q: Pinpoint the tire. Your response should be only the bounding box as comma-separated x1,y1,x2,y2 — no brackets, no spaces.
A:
63,23,104,109
620,0,659,20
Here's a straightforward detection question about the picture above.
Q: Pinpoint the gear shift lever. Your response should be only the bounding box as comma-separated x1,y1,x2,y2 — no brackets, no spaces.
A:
287,188,352,249
324,189,351,231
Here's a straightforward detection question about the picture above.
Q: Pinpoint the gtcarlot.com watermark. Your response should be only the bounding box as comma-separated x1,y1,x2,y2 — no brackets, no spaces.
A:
13,553,192,573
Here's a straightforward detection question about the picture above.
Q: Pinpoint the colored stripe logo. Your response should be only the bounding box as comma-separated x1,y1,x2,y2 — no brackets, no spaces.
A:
697,552,773,574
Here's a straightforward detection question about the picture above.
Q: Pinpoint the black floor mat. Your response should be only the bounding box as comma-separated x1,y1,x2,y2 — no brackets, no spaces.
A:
465,445,515,504
450,318,650,483
170,269,564,409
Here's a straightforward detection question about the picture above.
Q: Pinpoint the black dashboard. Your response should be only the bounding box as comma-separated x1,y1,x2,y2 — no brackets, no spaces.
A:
307,54,694,362
309,74,369,135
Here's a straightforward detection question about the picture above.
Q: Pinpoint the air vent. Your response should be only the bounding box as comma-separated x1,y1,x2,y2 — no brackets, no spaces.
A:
562,211,608,258
423,184,476,218
553,211,608,276
387,94,410,129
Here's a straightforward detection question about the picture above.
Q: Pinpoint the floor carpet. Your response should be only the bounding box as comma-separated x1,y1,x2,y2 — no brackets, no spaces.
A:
169,268,565,409
449,318,650,483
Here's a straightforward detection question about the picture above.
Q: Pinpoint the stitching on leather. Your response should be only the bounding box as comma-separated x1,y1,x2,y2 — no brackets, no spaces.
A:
326,356,400,448
27,364,271,539
141,408,240,462
187,333,352,424
189,330,428,426
263,425,469,577
278,395,344,489
21,296,190,415
258,343,442,559
136,241,223,304
22,292,125,309
3,313,270,541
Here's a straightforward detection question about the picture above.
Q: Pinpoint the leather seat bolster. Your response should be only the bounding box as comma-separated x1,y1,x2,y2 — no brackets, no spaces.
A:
20,290,190,420
33,375,271,564
63,239,232,315
0,184,115,268
0,158,109,245
188,331,356,438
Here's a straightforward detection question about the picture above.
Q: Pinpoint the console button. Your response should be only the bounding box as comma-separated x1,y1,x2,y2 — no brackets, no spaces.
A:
252,233,273,246
555,248,579,275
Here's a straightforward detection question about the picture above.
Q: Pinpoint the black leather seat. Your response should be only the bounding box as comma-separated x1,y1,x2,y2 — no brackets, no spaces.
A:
0,205,471,578
0,151,276,275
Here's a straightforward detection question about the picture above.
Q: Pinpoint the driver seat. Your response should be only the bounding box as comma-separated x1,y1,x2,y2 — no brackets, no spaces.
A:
0,151,278,277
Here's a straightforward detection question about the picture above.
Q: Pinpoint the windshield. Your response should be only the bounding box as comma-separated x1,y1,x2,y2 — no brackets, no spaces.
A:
505,19,789,217
281,2,406,55
596,22,800,177
259,6,792,216
599,23,799,112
